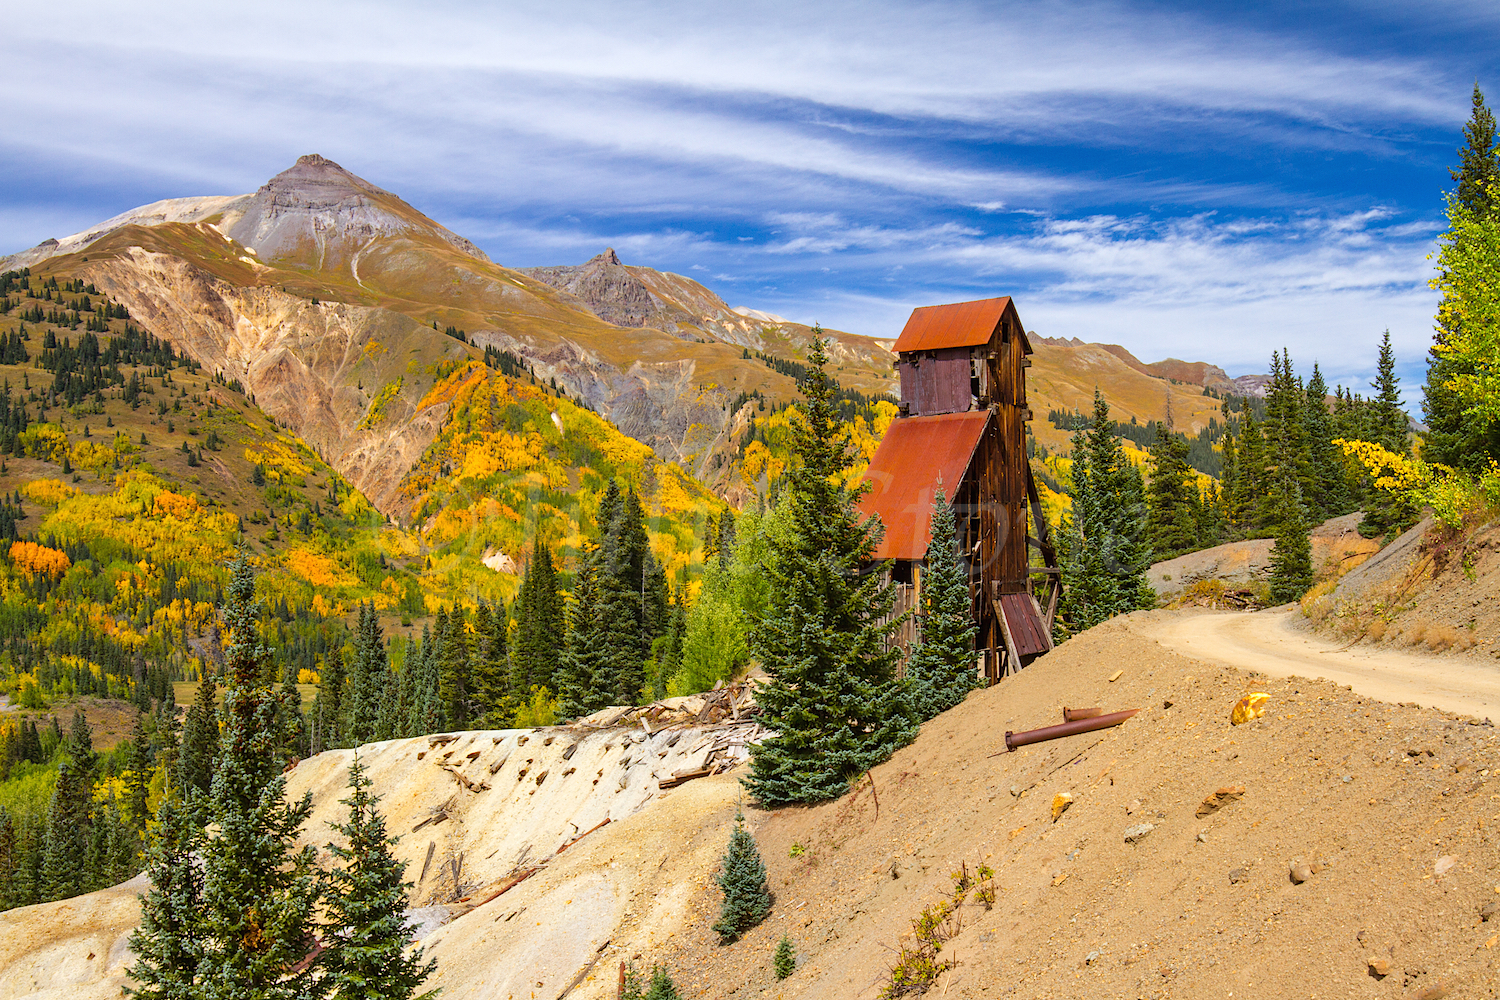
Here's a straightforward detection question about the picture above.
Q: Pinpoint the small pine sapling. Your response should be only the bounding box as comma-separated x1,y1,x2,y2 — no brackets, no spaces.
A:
644,964,681,1000
712,810,772,944
774,935,796,980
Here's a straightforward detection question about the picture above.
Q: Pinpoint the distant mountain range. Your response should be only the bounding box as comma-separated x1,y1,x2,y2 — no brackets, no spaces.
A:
2,154,1265,511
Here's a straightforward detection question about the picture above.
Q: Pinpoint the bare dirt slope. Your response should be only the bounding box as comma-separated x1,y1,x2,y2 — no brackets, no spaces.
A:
1305,516,1500,662
6,616,1500,999
661,614,1500,1000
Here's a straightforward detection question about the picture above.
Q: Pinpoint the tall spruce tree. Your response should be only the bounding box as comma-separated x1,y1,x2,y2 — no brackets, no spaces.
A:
1145,419,1198,559
1361,332,1418,538
1057,391,1155,635
438,606,472,728
125,787,205,1000
595,486,652,706
122,712,153,829
1370,331,1407,456
1302,362,1348,521
320,757,435,1000
471,599,510,726
744,334,916,807
1262,350,1310,518
39,760,90,901
344,602,386,747
194,552,322,999
556,544,608,718
510,536,562,698
1269,475,1314,604
904,487,977,721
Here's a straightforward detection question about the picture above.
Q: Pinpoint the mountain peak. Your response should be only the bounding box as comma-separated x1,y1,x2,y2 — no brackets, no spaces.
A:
589,248,623,266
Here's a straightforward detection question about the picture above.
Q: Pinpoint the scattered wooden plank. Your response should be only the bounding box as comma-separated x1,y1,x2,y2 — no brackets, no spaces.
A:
412,811,449,833
659,767,714,789
557,817,612,854
556,938,611,1000
562,743,579,760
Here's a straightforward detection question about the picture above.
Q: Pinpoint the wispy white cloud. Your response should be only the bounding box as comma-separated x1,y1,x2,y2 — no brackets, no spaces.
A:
0,0,1480,388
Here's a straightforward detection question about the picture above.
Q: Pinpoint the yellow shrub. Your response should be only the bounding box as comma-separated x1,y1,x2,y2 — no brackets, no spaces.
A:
23,478,76,507
18,424,69,463
69,440,118,475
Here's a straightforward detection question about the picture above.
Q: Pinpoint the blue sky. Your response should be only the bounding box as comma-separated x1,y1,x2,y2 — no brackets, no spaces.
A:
2,1,1496,395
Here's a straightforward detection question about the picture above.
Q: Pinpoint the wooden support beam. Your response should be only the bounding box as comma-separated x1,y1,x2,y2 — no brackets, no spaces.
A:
993,598,1023,679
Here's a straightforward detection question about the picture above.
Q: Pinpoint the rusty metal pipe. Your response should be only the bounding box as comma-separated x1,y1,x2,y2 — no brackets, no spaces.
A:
1005,708,1140,752
1062,706,1102,722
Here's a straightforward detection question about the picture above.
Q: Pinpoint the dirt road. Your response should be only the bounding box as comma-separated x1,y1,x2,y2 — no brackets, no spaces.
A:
1127,607,1500,721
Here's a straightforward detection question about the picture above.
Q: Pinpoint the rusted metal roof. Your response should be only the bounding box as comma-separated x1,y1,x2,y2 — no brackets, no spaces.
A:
999,593,1052,657
892,296,1028,353
858,411,990,560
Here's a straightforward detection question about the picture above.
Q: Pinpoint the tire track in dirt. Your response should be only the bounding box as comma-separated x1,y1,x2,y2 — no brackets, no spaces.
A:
1127,608,1500,721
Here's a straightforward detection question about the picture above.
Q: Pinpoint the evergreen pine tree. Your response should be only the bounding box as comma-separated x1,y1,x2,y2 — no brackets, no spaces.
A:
1218,429,1238,531
413,625,445,736
1057,391,1155,634
320,644,348,750
39,760,90,901
655,588,687,702
320,756,436,1000
1145,419,1198,559
67,706,97,780
122,711,153,829
125,788,204,1000
1302,362,1348,521
595,486,651,706
774,935,796,979
0,807,17,911
471,599,510,726
644,966,681,1000
1269,476,1314,604
1230,412,1268,532
1361,332,1419,539
178,677,218,799
1261,351,1311,518
1454,82,1500,213
1370,331,1407,457
510,536,562,698
344,603,385,747
194,552,322,998
438,606,472,728
745,333,915,806
904,487,977,721
556,544,608,718
712,809,772,944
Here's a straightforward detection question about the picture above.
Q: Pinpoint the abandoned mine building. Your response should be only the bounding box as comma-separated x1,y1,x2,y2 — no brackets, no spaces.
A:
858,295,1059,683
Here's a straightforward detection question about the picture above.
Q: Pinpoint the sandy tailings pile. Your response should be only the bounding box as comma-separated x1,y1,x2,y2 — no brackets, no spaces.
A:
0,712,763,1000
